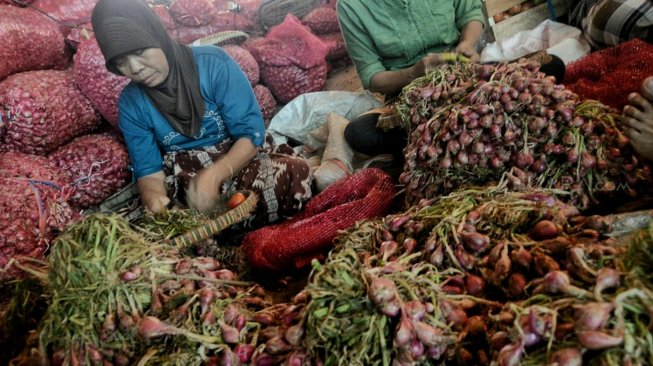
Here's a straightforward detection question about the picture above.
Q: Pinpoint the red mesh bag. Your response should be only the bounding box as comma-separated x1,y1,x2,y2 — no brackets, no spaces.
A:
0,70,102,156
260,63,328,103
318,32,347,60
253,84,277,120
301,6,339,34
564,39,653,110
0,152,78,280
246,14,331,103
223,45,260,85
0,5,69,81
151,4,176,31
32,0,98,28
73,37,130,129
48,133,131,209
242,168,396,273
248,14,330,69
169,0,216,27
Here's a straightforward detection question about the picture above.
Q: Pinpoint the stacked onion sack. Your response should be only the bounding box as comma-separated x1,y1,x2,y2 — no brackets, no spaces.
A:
303,181,653,365
245,14,331,104
395,60,652,208
301,6,351,71
48,133,131,209
0,152,79,281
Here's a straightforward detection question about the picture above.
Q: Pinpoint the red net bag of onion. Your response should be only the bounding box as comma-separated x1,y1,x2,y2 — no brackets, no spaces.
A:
564,39,653,111
73,37,130,129
245,14,331,103
395,60,652,209
0,70,102,156
32,0,98,31
0,5,69,81
169,0,216,27
48,133,131,209
0,152,78,280
243,168,395,273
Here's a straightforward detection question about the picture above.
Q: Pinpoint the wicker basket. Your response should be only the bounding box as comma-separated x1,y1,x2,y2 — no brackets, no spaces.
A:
165,190,259,247
188,30,250,47
258,0,322,29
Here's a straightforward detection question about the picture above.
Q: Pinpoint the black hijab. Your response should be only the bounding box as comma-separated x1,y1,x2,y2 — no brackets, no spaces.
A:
92,0,204,137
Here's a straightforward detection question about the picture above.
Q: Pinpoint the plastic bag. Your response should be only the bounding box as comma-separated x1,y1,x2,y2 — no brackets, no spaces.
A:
480,20,591,64
268,90,382,145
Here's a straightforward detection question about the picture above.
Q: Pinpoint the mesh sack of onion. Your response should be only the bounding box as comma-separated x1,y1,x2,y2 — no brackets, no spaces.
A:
564,38,653,110
242,168,396,273
31,0,97,29
0,152,78,281
395,60,653,209
0,5,69,81
244,14,330,103
73,37,130,129
0,70,102,156
48,132,131,209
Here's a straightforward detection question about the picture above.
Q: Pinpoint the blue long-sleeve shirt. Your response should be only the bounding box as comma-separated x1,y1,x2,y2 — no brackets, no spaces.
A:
118,46,265,179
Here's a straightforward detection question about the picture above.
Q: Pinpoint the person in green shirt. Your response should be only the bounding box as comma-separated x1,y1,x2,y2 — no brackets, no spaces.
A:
336,0,486,158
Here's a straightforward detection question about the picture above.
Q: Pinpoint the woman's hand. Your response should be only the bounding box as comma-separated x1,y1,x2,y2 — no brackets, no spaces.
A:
186,137,258,213
186,161,230,212
137,171,170,212
455,41,480,62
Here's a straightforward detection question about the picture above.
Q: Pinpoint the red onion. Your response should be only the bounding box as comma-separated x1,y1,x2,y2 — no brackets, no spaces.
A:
192,257,221,271
511,247,532,268
594,268,620,301
199,287,216,315
233,344,256,363
577,330,623,349
380,300,401,317
402,237,417,254
219,320,241,344
389,215,410,232
138,316,176,339
380,240,399,261
460,231,490,253
403,300,426,321
549,347,582,366
284,322,305,346
465,274,485,296
574,302,614,330
533,252,560,275
265,336,293,354
507,273,527,298
555,322,575,341
532,220,559,240
394,314,415,347
414,321,447,347
119,270,140,282
369,277,398,308
490,331,510,350
497,343,523,366
535,271,589,298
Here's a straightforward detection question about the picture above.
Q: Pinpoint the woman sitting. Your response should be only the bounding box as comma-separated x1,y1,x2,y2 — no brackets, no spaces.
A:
91,0,313,226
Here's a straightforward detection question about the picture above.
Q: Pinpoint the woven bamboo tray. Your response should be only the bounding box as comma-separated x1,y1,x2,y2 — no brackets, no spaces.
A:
165,190,258,247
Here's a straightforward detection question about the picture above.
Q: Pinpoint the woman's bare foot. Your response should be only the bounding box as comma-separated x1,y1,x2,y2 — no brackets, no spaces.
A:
623,76,653,161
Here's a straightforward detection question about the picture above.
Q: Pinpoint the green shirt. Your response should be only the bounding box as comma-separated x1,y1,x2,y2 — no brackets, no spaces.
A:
336,0,485,88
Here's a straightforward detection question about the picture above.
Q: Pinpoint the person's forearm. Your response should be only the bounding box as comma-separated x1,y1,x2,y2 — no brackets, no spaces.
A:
459,20,484,45
137,170,170,212
368,64,424,95
205,137,257,181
